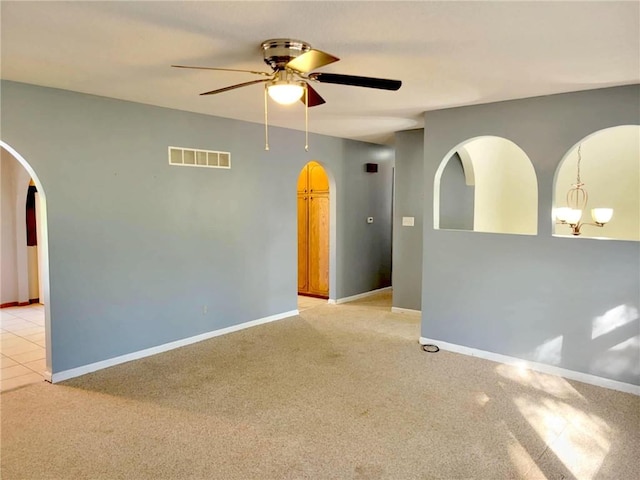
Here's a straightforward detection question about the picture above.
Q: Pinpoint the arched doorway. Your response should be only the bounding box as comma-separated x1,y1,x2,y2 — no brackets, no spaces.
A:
297,161,330,300
0,142,51,389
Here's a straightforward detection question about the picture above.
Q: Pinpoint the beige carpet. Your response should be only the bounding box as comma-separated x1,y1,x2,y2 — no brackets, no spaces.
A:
1,291,638,479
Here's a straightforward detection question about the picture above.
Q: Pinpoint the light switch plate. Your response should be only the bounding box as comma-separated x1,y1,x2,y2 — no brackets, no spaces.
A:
402,216,415,226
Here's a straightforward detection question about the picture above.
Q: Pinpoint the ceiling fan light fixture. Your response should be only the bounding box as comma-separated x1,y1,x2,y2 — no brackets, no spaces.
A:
267,80,305,105
174,38,402,150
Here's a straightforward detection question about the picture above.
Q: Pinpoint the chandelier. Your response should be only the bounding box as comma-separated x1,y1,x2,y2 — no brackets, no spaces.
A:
555,144,613,236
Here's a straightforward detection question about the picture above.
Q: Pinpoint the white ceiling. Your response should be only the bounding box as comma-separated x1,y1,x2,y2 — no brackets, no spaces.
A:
1,1,638,144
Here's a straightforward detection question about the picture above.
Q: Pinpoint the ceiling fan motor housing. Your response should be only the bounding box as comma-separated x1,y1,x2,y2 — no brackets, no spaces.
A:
261,39,311,70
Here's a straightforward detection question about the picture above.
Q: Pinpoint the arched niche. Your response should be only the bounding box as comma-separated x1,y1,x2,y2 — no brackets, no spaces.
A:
434,136,538,235
553,125,639,241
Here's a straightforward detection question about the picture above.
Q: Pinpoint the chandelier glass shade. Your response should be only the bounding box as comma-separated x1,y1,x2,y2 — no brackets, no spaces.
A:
591,208,614,224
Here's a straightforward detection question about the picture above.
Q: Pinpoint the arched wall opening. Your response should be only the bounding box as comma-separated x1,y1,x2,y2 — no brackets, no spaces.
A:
296,160,337,302
553,125,640,241
434,136,538,235
1,141,52,377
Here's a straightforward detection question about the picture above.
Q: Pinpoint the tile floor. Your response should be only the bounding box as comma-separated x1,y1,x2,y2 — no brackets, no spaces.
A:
0,304,48,392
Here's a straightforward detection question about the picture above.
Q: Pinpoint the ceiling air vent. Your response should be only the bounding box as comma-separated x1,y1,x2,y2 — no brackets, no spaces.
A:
168,146,231,169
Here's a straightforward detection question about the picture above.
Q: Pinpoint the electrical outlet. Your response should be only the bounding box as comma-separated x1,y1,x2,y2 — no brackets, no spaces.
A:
202,305,208,315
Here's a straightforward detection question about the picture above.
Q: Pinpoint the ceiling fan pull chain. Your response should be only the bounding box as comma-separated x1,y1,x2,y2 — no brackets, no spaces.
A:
305,85,309,152
264,84,270,151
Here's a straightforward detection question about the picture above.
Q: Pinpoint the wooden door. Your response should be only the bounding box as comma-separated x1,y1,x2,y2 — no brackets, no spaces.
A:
308,162,329,194
297,161,329,298
297,193,309,293
308,194,329,295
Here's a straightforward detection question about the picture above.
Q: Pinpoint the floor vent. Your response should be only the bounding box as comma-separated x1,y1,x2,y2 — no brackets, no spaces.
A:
168,146,231,169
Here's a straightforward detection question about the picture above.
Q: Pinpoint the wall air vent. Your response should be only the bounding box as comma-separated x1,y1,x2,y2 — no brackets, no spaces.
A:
168,146,231,169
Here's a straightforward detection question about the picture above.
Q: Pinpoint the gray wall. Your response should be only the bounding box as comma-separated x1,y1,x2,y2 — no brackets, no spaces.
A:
439,152,474,231
421,85,640,385
337,151,394,298
0,80,393,373
392,129,423,311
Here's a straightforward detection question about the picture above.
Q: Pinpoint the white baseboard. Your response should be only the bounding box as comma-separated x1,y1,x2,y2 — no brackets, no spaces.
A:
391,307,421,316
51,309,299,383
419,336,640,396
328,286,392,305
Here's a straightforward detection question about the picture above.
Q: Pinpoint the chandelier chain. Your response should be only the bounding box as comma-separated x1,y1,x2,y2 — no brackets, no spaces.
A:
576,144,582,184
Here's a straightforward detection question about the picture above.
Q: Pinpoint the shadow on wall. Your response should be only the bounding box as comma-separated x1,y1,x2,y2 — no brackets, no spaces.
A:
434,136,538,235
553,125,640,241
589,304,640,379
526,303,639,382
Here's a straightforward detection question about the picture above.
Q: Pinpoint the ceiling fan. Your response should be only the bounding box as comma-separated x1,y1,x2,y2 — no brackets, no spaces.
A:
172,38,402,106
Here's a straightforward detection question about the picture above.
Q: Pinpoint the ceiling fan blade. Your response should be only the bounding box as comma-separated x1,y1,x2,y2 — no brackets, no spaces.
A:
200,78,270,96
172,65,272,77
309,73,402,91
301,83,326,107
285,49,339,73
